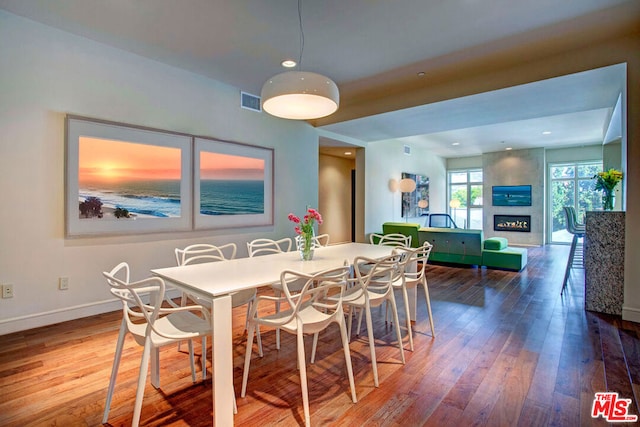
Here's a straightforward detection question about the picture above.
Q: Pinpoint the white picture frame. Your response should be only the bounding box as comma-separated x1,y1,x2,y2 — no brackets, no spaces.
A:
194,136,274,230
65,115,193,237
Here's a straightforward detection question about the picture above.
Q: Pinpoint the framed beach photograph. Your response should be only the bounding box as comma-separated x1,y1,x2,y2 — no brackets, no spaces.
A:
194,137,273,229
65,116,193,237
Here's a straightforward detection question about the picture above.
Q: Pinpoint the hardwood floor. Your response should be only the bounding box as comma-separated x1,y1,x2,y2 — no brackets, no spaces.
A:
1,244,639,426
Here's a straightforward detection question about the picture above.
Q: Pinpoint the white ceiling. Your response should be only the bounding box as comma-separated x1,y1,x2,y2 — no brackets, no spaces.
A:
0,0,633,157
320,64,625,157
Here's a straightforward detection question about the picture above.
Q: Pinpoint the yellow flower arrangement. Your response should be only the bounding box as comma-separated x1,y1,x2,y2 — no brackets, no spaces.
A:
593,168,623,191
593,168,623,211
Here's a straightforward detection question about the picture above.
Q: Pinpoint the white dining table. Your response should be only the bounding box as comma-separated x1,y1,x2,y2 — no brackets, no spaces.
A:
151,242,404,426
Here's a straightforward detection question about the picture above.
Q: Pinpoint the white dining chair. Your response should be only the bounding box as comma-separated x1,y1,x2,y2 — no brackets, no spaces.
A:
247,237,293,349
241,265,356,427
175,243,262,356
102,262,211,427
246,237,292,257
333,254,406,387
389,242,436,351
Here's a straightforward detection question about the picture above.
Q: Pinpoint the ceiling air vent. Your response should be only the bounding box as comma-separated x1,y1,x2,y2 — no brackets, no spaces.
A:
403,145,411,155
240,91,261,112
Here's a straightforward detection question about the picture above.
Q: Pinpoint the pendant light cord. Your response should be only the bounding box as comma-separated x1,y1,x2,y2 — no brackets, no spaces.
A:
298,0,304,70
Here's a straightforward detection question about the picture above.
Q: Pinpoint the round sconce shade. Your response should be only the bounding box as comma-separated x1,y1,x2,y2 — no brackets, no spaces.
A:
418,199,429,209
261,71,339,120
399,178,417,193
449,199,461,208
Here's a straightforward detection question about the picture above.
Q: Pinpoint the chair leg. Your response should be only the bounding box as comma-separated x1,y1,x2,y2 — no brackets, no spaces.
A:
187,339,196,384
338,317,357,404
296,327,311,427
561,234,579,294
102,319,127,424
241,323,256,397
201,336,207,380
151,346,161,389
132,339,152,427
311,332,319,364
256,324,263,357
388,295,406,364
356,307,364,336
401,285,414,351
363,303,379,387
422,280,436,338
275,290,281,350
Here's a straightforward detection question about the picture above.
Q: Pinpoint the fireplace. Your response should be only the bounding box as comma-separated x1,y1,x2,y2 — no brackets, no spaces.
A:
494,215,531,232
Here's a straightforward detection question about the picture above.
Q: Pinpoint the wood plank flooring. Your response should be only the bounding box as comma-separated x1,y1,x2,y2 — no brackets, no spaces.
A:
1,244,639,426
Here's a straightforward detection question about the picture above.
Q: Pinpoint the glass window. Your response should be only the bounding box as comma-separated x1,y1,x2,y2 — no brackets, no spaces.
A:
549,161,601,243
447,169,482,229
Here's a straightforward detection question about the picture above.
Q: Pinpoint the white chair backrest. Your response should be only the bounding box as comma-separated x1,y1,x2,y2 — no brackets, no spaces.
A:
275,265,350,326
103,262,165,336
247,238,292,257
175,243,237,266
370,233,412,247
104,262,209,340
352,253,402,293
294,233,330,250
392,242,433,280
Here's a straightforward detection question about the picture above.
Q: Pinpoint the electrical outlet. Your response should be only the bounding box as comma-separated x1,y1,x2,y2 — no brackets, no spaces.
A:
2,284,14,298
58,277,69,290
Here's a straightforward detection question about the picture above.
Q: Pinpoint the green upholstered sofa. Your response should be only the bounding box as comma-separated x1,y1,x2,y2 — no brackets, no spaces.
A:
378,222,527,271
381,222,421,247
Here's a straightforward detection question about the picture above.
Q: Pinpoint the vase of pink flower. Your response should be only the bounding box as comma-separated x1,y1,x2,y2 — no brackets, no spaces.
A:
288,207,323,260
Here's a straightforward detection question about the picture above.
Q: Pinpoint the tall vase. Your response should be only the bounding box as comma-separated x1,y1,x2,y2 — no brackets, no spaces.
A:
602,188,615,211
299,230,315,261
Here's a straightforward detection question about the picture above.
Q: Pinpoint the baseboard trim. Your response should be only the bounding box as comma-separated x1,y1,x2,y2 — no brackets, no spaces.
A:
0,289,182,335
622,305,640,323
0,299,120,335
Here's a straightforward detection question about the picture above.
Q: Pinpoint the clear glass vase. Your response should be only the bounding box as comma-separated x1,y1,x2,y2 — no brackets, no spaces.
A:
299,231,315,261
602,189,614,211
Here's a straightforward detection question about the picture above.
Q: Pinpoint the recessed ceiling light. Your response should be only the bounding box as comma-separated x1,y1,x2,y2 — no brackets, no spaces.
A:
344,151,352,156
542,131,552,135
281,59,297,68
505,147,513,151
452,142,460,146
417,71,425,77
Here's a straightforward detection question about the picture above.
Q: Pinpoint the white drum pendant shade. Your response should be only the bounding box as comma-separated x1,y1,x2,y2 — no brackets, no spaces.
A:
261,71,339,120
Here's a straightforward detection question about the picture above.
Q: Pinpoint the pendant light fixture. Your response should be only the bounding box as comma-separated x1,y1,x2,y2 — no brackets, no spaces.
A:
261,0,339,120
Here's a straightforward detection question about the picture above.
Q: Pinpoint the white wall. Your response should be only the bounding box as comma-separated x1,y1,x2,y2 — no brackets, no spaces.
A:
318,154,354,244
0,11,318,334
364,141,446,235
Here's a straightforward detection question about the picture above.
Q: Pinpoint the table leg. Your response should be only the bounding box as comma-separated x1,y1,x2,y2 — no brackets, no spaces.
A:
408,287,417,321
212,294,234,426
